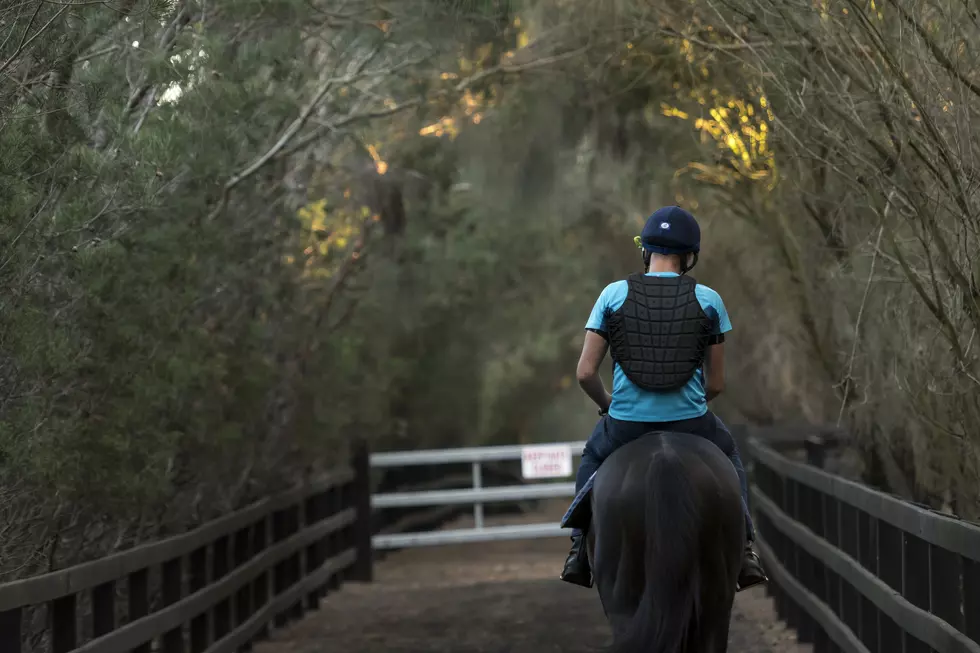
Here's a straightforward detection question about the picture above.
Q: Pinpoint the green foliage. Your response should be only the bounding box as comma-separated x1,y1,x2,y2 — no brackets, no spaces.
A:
16,0,975,580
0,0,621,577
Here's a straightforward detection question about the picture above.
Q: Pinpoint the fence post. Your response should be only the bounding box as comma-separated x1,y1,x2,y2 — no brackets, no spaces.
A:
304,493,322,611
161,558,184,653
472,462,485,529
288,504,304,621
233,527,253,637
92,581,115,637
50,595,76,653
189,546,210,652
349,439,374,582
128,569,150,653
272,509,289,628
0,609,20,653
250,518,270,644
804,435,826,469
327,487,342,591
212,536,232,636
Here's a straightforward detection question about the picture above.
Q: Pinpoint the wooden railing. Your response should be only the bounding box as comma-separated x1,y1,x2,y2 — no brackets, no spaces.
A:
746,435,980,653
0,442,373,653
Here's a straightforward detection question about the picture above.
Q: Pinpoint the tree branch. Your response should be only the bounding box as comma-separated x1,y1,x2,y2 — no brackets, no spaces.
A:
0,3,66,78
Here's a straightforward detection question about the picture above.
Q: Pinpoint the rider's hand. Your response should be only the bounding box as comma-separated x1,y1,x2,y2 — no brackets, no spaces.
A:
598,393,612,416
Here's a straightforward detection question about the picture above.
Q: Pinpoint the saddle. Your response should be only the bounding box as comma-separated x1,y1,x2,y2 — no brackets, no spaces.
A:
560,471,596,531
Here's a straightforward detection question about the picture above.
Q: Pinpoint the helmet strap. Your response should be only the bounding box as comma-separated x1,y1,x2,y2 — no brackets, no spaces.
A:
680,251,699,274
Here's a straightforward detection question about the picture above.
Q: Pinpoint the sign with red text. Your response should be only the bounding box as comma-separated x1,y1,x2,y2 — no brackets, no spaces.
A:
520,444,573,479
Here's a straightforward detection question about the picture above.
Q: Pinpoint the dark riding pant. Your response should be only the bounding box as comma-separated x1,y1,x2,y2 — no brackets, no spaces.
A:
572,411,755,542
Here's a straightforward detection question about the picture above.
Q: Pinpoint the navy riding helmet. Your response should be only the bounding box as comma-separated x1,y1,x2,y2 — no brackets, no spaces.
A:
638,206,701,272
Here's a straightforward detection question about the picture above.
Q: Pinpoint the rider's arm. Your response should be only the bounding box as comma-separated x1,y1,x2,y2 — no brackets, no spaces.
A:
699,285,732,402
704,337,726,401
577,330,612,412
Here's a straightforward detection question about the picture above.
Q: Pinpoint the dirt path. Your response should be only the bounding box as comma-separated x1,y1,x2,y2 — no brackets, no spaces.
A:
256,500,811,652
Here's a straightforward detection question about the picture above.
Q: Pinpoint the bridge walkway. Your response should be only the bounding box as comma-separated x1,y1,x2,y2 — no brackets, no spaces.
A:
255,499,812,653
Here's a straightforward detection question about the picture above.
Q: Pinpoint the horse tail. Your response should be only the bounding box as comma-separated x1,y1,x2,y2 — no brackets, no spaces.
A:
612,445,702,653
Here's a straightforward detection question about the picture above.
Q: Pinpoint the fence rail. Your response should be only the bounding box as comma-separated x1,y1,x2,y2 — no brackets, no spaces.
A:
17,426,965,653
747,434,980,653
0,438,583,652
0,443,373,653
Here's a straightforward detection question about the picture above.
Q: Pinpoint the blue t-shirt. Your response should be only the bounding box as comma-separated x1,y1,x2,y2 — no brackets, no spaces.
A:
585,272,732,422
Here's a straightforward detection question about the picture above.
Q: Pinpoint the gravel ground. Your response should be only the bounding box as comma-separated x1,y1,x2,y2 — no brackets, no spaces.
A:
255,500,812,653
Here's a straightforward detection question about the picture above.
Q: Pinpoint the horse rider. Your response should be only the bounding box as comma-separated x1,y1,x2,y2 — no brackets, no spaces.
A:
559,205,768,592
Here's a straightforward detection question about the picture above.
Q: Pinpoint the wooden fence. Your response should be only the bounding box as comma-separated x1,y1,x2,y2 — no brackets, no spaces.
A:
746,435,980,653
0,442,373,653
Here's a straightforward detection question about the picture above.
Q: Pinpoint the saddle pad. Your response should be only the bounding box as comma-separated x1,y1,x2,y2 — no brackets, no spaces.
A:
560,470,596,530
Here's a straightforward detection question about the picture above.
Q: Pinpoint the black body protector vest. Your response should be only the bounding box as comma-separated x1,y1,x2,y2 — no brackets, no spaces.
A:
606,274,713,391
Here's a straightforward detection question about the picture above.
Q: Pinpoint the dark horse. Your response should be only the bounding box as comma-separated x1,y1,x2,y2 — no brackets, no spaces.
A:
586,431,744,653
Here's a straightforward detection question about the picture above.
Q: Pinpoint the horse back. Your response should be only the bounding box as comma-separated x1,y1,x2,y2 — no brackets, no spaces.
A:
592,430,742,556
594,430,739,497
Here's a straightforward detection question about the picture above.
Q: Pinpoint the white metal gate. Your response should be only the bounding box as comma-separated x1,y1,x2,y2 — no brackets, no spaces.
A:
370,441,586,549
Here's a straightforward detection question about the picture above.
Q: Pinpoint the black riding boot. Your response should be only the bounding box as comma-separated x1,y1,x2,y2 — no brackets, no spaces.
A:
737,543,768,591
559,534,593,588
